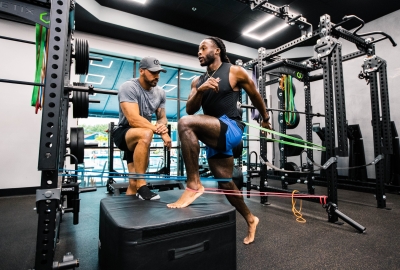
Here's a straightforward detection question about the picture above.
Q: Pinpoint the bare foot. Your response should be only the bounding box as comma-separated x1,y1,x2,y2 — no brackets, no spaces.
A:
125,183,137,195
243,216,259,245
167,186,204,208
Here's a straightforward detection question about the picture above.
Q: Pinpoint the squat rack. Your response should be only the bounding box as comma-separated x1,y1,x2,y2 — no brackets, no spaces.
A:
237,0,396,221
0,0,85,269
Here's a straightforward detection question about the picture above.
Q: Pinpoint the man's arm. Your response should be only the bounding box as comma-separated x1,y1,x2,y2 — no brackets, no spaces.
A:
186,76,221,115
155,107,168,134
120,102,159,133
186,77,203,115
232,66,271,128
155,106,172,149
156,107,168,125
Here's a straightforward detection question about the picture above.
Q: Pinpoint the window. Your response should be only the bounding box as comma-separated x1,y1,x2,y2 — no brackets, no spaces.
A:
77,51,247,185
179,70,202,100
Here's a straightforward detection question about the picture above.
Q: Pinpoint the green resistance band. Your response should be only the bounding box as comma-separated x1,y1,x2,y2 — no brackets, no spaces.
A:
284,75,296,125
242,121,326,151
31,24,47,106
244,133,325,151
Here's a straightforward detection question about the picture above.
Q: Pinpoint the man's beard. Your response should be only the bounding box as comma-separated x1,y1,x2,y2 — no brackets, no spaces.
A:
200,52,215,67
144,74,158,87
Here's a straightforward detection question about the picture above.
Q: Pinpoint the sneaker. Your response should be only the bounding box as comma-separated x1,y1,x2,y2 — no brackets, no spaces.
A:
136,185,160,200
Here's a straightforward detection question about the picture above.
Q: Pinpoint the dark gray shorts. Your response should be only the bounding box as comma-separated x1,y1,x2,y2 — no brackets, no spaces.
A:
112,126,134,163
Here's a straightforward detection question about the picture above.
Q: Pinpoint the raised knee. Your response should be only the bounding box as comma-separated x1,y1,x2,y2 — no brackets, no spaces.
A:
178,116,193,131
139,129,154,146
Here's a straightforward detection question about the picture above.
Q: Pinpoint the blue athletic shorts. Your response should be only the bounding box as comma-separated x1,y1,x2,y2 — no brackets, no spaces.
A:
206,115,244,159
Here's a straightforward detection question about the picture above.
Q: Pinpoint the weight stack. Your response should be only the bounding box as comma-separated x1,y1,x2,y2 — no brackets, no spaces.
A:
99,190,237,270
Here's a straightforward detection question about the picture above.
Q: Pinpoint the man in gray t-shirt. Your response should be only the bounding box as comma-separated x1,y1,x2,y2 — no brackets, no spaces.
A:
113,56,171,200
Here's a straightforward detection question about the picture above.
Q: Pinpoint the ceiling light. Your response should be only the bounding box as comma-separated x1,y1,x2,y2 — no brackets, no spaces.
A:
243,15,288,41
90,60,113,68
85,74,105,85
132,0,146,4
176,73,196,80
162,84,177,92
243,16,274,34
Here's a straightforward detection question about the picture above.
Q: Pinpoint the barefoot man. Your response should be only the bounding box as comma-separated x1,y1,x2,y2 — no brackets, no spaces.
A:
167,37,271,244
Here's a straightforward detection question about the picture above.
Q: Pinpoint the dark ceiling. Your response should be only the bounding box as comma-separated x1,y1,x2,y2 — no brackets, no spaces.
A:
74,0,400,62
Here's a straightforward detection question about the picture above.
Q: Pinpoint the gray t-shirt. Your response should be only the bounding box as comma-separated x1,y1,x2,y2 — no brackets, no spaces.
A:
117,78,166,126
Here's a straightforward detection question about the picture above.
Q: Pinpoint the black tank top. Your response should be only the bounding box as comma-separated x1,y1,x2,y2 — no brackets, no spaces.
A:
196,62,244,131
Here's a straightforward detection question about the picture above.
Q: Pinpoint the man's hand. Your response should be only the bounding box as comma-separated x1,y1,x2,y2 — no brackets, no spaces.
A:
261,118,272,131
155,123,168,134
198,77,221,93
161,133,172,150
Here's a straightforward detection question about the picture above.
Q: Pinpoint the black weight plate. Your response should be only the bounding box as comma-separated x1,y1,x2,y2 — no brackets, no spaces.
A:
74,39,80,74
84,40,89,75
72,90,78,118
76,127,84,163
75,39,85,75
81,91,89,118
283,134,305,157
72,91,81,118
70,127,78,164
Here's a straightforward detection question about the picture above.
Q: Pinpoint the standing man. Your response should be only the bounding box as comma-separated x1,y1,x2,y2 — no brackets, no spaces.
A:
167,37,272,245
113,56,172,200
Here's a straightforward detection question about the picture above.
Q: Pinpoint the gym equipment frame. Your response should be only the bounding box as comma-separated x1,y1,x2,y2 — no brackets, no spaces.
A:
237,0,396,224
0,0,101,268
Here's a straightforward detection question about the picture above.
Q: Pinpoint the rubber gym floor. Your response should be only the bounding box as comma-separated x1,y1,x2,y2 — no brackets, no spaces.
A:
1,179,400,270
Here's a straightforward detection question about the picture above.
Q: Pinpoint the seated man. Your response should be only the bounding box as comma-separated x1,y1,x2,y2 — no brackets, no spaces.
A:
113,56,172,200
167,37,271,245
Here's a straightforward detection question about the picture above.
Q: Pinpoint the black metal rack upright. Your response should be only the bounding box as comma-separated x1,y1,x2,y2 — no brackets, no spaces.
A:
34,0,73,268
1,0,76,268
366,54,392,208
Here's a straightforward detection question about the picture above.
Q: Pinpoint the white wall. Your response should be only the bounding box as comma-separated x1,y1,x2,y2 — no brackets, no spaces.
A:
0,19,42,189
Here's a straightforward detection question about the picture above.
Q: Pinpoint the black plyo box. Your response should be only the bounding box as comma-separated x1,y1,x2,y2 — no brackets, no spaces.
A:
99,190,236,270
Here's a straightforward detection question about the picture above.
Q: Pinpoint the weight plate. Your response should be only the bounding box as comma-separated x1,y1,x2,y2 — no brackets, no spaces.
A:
75,38,89,75
70,127,85,164
76,127,84,163
283,134,305,157
70,127,78,164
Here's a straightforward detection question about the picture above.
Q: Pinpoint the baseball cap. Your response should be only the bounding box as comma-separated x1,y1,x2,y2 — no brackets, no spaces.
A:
139,56,167,73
